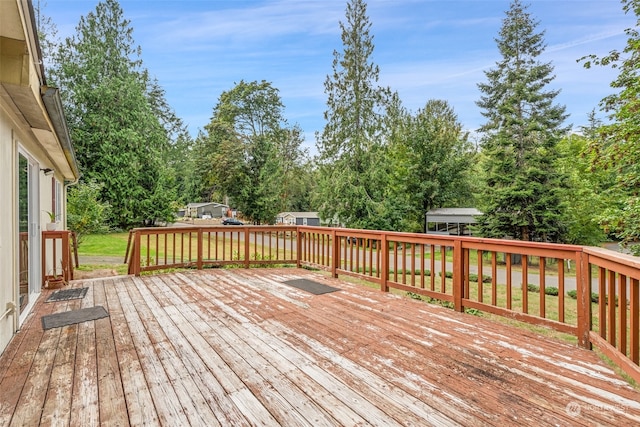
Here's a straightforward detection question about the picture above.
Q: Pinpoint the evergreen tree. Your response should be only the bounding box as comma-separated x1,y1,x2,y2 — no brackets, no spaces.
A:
49,0,176,229
580,0,640,253
316,0,391,229
476,0,569,242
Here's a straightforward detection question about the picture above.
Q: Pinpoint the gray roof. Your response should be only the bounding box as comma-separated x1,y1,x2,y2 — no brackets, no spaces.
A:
426,208,482,216
277,212,319,218
187,202,228,208
426,208,482,223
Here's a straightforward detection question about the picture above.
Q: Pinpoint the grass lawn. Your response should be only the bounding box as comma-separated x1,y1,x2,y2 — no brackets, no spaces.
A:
77,232,131,257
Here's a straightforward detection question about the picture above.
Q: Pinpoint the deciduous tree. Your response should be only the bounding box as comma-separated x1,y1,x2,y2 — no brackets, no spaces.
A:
205,80,308,224
388,100,475,232
580,0,640,252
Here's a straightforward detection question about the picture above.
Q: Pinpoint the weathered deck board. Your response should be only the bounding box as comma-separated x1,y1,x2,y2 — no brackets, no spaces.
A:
103,277,157,426
1,268,640,426
69,282,99,427
0,297,59,426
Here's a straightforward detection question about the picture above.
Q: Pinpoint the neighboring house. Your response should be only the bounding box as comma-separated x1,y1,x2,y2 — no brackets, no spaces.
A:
186,202,229,219
425,208,482,236
276,212,321,226
0,0,79,355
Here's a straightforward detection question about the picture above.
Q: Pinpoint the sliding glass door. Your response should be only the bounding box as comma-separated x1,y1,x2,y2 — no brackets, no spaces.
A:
18,152,39,318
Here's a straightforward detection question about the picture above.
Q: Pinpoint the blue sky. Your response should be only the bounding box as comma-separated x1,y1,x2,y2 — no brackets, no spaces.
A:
43,0,635,153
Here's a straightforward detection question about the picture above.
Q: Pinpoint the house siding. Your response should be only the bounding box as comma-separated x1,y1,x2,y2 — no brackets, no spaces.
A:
0,111,17,352
0,0,79,356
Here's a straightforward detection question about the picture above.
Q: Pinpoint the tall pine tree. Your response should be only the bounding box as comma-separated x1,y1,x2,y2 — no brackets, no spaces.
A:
316,0,391,229
50,0,175,228
476,0,569,242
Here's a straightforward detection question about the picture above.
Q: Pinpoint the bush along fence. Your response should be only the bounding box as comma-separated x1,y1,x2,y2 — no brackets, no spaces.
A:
126,225,640,384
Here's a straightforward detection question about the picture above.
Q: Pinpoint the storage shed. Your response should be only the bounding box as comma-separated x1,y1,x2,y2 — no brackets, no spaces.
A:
425,208,482,236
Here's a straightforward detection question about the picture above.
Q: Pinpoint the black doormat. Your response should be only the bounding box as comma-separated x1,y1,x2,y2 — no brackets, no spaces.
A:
46,287,88,303
41,306,109,330
282,279,340,295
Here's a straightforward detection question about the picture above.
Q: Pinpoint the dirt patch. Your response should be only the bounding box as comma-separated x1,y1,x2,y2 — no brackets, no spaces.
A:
74,269,119,279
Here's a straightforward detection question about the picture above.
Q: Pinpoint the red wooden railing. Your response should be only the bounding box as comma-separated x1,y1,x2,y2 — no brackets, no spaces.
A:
42,230,78,285
126,225,640,384
125,226,298,275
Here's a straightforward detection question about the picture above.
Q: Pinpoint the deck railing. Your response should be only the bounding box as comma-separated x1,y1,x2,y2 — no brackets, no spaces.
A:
126,225,640,383
125,226,298,275
42,230,78,285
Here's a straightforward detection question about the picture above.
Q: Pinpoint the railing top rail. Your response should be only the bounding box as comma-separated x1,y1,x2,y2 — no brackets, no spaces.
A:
298,226,584,252
129,225,299,234
584,246,640,266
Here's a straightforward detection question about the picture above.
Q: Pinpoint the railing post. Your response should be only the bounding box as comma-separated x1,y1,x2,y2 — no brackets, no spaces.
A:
133,231,141,276
61,231,70,282
380,233,388,292
453,239,464,312
41,233,46,286
330,229,337,277
296,228,302,269
244,227,251,268
576,250,592,349
197,228,204,270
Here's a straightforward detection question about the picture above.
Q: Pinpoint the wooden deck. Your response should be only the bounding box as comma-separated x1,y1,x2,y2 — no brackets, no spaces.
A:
1,268,639,426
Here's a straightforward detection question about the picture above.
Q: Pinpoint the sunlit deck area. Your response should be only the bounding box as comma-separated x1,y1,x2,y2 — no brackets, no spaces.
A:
1,267,639,426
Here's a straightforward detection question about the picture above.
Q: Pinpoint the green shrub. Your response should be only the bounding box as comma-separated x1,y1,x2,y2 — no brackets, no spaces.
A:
566,290,605,304
67,180,110,247
468,273,492,283
544,287,559,296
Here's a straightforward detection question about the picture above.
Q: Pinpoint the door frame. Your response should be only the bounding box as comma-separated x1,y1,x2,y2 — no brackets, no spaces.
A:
17,148,41,325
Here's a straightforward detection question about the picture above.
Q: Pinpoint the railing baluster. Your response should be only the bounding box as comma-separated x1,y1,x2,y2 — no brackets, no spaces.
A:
540,257,546,319
491,252,497,306
608,270,617,346
619,274,627,356
522,255,528,314
420,244,425,289
598,267,606,339
558,258,565,323
478,250,483,303
430,245,435,291
631,278,639,364
506,254,512,310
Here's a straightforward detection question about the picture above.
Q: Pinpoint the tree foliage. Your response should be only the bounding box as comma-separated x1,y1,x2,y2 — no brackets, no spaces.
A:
556,120,611,246
49,0,176,229
476,0,569,242
388,100,475,232
316,0,391,229
204,80,310,224
580,0,640,252
67,181,110,246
